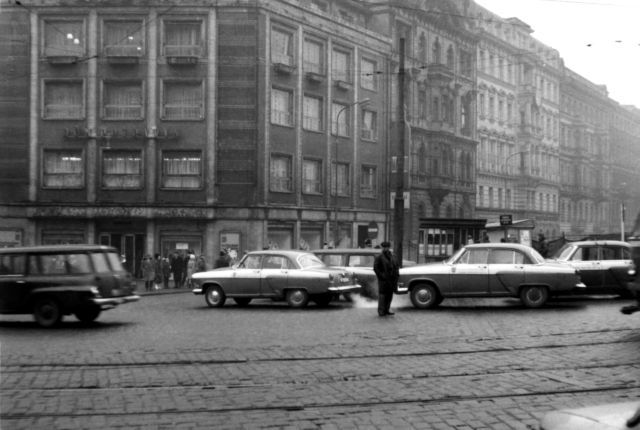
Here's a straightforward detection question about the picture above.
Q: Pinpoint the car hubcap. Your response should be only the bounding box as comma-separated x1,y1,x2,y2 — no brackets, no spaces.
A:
208,290,220,304
528,289,541,302
417,289,431,304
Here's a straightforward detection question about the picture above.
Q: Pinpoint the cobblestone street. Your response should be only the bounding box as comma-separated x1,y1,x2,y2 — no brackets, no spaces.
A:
2,292,640,429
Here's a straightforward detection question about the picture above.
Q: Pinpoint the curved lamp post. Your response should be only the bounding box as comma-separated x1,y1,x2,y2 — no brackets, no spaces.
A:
332,98,370,247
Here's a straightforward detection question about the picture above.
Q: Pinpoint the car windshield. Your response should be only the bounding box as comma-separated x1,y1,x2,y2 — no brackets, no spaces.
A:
447,248,467,264
528,248,546,264
553,245,575,260
297,254,326,269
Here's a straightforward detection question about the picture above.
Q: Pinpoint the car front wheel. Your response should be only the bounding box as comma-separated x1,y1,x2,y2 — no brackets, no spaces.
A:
205,285,226,308
74,305,101,323
520,285,548,308
286,289,309,308
33,297,63,327
410,283,441,309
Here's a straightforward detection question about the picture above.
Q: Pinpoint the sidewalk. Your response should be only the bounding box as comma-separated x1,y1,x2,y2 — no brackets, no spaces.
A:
134,280,192,296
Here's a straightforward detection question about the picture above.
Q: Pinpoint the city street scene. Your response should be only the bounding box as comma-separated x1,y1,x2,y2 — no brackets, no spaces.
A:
1,0,640,428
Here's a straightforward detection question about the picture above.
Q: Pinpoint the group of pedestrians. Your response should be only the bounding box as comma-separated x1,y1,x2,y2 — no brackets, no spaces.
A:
141,251,208,292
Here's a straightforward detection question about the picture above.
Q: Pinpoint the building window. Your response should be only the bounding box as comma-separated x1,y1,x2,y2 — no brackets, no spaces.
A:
332,49,351,82
446,45,454,69
43,19,84,57
162,80,203,120
271,27,294,66
432,38,441,64
361,109,377,141
43,80,84,119
332,102,350,136
303,38,323,74
163,20,202,57
270,154,293,193
103,81,143,120
303,95,322,131
331,162,350,196
302,159,322,194
103,20,144,56
102,150,142,189
360,165,376,198
361,58,377,91
271,88,293,126
161,151,202,189
43,150,84,188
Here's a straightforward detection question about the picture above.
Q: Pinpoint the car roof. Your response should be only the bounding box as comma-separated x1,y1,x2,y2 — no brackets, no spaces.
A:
246,249,316,257
0,244,118,253
312,248,380,255
464,243,534,252
563,240,630,247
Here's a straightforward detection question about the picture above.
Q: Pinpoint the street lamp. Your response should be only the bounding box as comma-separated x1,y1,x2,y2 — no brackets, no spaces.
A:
332,97,370,247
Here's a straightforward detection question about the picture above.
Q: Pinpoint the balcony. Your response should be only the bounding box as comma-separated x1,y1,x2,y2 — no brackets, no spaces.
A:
165,46,201,65
105,45,142,64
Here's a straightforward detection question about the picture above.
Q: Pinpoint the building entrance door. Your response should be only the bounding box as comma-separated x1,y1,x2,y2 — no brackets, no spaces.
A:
99,233,145,277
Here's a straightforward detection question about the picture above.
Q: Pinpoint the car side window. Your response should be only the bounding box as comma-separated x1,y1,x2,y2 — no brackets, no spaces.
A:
571,246,596,261
0,254,25,275
67,254,92,274
240,255,261,269
91,252,110,272
263,256,286,269
349,255,374,267
324,255,342,266
489,250,515,264
601,246,629,260
457,249,488,264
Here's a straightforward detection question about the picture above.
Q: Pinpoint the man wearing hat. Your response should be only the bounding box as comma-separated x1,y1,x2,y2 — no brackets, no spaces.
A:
373,241,400,317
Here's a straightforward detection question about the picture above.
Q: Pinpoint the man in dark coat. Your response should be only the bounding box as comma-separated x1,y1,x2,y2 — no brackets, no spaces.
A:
373,241,400,317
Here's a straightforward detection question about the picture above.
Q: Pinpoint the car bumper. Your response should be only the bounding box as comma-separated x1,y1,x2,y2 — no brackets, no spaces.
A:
328,284,361,293
395,283,409,294
575,282,586,289
92,294,140,309
192,287,203,295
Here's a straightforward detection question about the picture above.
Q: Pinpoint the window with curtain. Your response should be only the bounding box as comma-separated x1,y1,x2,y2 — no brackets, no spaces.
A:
271,27,293,65
161,151,202,189
103,20,143,55
162,81,203,120
271,88,293,126
103,81,143,119
270,154,292,192
102,150,142,189
43,150,84,188
303,95,322,131
331,162,350,196
332,49,350,82
361,110,377,140
332,103,349,136
163,20,202,56
43,80,84,119
302,159,322,194
360,165,376,198
303,38,323,74
44,19,84,56
360,58,377,91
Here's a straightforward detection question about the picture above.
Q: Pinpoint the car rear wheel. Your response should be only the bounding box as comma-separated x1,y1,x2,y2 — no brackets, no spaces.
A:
205,286,226,308
33,297,63,327
520,285,548,308
74,306,101,323
286,289,309,308
233,297,252,307
410,283,440,309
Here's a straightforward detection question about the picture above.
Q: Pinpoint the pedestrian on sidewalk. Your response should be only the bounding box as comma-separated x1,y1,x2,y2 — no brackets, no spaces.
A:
161,256,171,289
141,254,155,292
373,241,399,317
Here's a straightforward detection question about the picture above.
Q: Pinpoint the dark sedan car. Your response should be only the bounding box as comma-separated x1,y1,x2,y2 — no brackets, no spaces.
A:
192,250,360,308
550,240,634,296
398,243,585,309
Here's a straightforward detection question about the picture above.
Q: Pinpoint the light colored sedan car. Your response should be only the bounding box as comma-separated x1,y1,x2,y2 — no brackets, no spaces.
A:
192,250,360,308
540,401,640,429
398,243,586,309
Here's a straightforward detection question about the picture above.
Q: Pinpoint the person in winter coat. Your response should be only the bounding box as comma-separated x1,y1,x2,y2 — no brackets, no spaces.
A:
214,250,230,268
161,257,171,289
186,254,196,288
141,254,155,292
373,241,400,317
171,252,184,288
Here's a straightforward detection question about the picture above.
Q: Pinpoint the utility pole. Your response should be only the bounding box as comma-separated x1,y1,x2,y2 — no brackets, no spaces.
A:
394,38,406,266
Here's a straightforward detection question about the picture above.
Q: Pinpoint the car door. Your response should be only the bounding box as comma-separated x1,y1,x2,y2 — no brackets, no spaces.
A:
0,253,28,312
228,254,263,296
448,248,490,295
600,245,632,291
569,245,603,290
260,255,289,297
487,249,526,295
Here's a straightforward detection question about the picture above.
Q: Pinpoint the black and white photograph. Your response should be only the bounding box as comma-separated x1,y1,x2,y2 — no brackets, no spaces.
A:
1,0,639,428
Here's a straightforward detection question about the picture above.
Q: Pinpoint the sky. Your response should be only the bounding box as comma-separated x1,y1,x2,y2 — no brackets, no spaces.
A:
474,0,640,108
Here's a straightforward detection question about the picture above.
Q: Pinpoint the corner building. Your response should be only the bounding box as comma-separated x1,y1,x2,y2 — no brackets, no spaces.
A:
0,0,393,275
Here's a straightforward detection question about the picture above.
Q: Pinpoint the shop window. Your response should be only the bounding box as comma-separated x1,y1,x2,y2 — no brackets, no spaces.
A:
267,227,293,249
161,151,202,189
43,149,84,188
102,150,143,189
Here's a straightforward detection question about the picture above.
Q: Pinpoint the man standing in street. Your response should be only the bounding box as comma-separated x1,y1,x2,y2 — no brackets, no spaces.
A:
373,241,399,317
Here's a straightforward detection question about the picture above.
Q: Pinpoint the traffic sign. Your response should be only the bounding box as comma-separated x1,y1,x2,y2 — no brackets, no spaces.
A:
499,214,513,226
